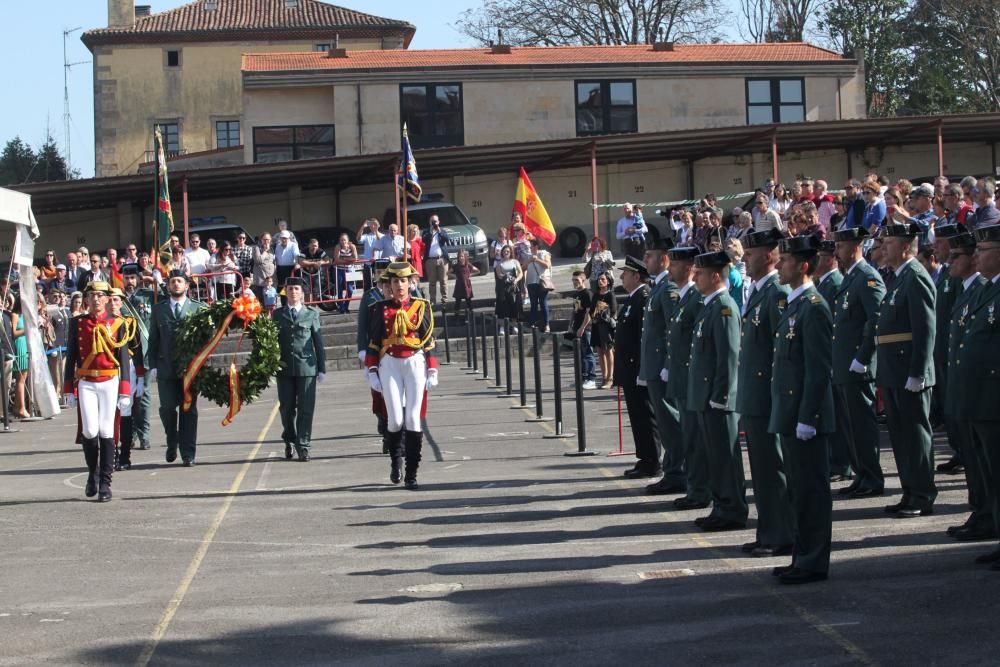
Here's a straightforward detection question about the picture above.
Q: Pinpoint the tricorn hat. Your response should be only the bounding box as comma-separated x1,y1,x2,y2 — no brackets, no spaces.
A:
779,234,821,257
818,240,837,254
693,251,731,270
833,226,869,243
284,277,307,289
648,237,674,252
120,262,140,276
935,223,967,239
880,222,921,238
973,224,1000,244
668,246,700,262
167,269,189,281
948,233,976,251
743,228,784,249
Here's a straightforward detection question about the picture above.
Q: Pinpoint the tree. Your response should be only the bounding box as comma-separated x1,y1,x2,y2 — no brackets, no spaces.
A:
454,0,727,47
738,0,774,42
0,135,77,186
33,135,75,183
768,0,823,42
933,0,1000,111
0,137,37,186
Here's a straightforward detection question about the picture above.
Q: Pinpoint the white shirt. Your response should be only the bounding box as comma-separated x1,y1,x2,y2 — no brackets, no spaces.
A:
894,256,916,277
678,281,695,302
992,273,1000,285
743,269,778,315
963,273,981,290
787,282,813,304
289,305,302,316
169,296,188,311
817,270,839,286
846,259,864,275
702,286,727,306
428,232,445,258
653,271,667,285
275,241,300,267
184,247,210,275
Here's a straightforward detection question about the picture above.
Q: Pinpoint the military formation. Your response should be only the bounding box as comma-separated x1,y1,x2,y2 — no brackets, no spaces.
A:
615,222,1000,583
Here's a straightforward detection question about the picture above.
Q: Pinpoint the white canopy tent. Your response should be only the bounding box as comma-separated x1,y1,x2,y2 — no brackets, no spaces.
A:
0,187,59,418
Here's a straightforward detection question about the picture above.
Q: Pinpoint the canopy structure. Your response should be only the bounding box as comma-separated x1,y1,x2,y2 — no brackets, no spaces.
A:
0,187,40,235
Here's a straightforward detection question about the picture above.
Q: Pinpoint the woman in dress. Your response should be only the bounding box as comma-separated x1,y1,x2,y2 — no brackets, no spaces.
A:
588,271,617,389
334,233,358,314
208,241,239,300
407,224,424,278
450,249,480,319
10,295,30,418
583,236,615,293
493,245,522,334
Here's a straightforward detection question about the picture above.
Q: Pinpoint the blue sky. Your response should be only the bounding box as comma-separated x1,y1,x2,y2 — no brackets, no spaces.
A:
1,0,741,179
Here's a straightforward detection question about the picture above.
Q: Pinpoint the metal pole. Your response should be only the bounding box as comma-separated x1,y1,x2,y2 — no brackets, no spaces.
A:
564,337,594,453
468,305,478,374
771,130,779,184
545,332,572,439
441,306,452,365
499,317,514,398
1,360,9,430
479,311,489,381
590,143,599,240
937,120,945,179
493,316,502,387
463,307,473,370
525,327,550,422
513,324,527,408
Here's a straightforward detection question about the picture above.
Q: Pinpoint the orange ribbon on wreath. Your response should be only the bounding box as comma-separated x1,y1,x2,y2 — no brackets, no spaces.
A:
182,295,263,426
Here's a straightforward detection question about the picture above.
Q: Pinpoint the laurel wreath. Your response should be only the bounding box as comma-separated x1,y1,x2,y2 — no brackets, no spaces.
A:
173,299,282,408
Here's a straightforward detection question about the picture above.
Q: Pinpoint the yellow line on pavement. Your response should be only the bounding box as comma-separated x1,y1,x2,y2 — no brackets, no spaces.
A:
135,402,279,667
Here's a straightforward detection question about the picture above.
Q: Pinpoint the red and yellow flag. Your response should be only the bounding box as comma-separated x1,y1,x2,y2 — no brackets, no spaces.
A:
513,167,556,246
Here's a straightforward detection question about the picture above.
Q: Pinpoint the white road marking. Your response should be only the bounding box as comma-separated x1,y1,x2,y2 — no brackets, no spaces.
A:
256,452,276,491
442,464,461,470
402,583,463,594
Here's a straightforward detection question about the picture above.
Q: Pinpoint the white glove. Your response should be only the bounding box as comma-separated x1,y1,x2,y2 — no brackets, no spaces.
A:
905,376,925,392
63,394,77,408
149,368,157,383
316,372,326,384
849,359,867,374
118,395,132,412
367,370,382,393
134,378,145,398
709,400,727,410
796,422,817,441
357,350,366,365
659,368,669,383
636,377,647,387
427,368,439,390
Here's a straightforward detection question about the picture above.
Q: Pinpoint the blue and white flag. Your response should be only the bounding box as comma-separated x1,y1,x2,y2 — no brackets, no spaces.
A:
398,124,422,204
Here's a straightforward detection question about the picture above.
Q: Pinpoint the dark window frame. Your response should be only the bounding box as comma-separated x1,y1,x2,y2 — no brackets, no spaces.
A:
252,124,336,163
574,79,638,137
313,43,332,52
157,122,181,154
165,49,181,68
745,77,806,125
399,83,465,149
215,119,241,149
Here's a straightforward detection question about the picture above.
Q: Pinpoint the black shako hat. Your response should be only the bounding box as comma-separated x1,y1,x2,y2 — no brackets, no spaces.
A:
833,226,869,243
880,222,921,238
973,224,1000,244
779,234,821,257
668,246,700,262
743,228,784,249
693,251,730,270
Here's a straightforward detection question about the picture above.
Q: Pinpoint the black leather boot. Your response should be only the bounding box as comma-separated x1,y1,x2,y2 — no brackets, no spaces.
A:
82,438,99,498
385,430,404,484
117,416,133,470
97,437,115,502
403,430,423,490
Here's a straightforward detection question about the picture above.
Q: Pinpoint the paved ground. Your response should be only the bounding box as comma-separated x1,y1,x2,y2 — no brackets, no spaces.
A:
1,355,998,666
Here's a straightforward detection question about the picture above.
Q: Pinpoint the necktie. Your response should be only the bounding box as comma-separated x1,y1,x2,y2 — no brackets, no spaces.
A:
743,285,755,316
291,308,298,321
174,302,181,319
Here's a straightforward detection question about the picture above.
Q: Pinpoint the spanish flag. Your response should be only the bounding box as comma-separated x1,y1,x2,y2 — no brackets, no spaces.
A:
513,167,556,246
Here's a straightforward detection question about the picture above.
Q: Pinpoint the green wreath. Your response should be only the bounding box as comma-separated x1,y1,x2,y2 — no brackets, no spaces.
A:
173,299,282,408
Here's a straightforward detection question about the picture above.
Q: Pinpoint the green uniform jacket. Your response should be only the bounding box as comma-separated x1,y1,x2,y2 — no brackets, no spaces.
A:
736,273,788,417
639,275,680,382
932,264,956,365
273,305,326,377
356,286,384,354
954,277,1000,421
126,288,154,355
687,290,740,412
816,270,843,309
664,283,703,402
831,260,885,385
874,259,936,389
944,274,986,417
146,298,205,378
769,285,835,436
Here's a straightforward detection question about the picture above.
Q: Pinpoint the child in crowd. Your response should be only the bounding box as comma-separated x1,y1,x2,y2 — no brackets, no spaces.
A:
449,249,480,318
262,276,277,314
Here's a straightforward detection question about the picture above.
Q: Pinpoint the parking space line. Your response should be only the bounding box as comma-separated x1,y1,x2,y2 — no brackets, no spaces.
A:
135,403,279,667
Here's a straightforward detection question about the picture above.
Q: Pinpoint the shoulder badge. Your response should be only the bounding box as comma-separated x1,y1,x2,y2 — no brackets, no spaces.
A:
720,307,732,316
867,280,878,288
670,293,679,299
777,299,787,310
809,294,821,304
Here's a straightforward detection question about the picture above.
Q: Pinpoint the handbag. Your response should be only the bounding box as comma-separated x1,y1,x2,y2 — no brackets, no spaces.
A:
539,275,555,293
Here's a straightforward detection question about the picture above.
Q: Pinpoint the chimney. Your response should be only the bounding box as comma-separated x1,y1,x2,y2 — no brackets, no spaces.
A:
327,36,348,59
652,41,675,52
135,5,152,18
491,27,511,54
108,0,135,27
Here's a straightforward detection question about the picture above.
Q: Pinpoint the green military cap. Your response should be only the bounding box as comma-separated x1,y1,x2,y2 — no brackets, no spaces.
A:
743,228,784,249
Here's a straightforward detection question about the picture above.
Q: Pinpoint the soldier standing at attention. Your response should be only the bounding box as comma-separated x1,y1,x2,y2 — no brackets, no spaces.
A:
122,263,153,451
358,258,391,451
737,229,793,557
108,287,145,471
614,256,659,479
923,228,960,471
876,223,937,518
641,240,687,496
147,270,205,467
831,227,887,499
273,277,326,462
770,235,835,585
954,224,1000,569
664,247,711,511
688,250,747,532
940,228,992,543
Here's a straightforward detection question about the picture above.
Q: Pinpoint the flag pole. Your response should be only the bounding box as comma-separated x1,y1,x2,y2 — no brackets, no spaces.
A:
402,176,409,263
152,125,159,304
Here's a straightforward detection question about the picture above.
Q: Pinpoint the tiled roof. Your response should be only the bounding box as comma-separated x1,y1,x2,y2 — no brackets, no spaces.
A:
83,0,414,45
243,43,852,73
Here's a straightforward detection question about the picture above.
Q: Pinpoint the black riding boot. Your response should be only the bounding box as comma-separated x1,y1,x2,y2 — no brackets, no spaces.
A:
82,438,99,498
378,414,389,453
117,416,133,470
97,437,115,502
385,430,404,484
404,429,423,490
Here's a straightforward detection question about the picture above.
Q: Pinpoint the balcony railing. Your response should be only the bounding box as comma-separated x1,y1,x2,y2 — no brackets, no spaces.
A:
142,148,188,163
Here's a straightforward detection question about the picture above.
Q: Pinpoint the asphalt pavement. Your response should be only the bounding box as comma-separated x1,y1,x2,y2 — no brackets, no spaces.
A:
1,355,998,666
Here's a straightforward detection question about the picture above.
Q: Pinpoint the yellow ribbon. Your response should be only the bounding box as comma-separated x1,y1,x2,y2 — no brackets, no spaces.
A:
222,362,241,426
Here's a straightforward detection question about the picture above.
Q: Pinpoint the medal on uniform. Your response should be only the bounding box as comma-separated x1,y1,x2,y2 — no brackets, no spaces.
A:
989,304,996,325
841,297,849,310
888,289,898,306
695,320,704,338
958,304,969,328
752,305,761,327
786,316,796,340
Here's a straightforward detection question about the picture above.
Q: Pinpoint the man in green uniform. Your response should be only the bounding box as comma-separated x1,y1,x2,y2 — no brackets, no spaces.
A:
876,223,937,517
358,259,391,450
955,224,1000,568
831,227,887,499
769,234,835,585
940,227,992,542
273,277,326,462
923,229,960,471
688,250,747,531
122,263,154,451
815,240,851,482
641,239,686,495
147,270,205,466
664,247,711,511
736,228,793,556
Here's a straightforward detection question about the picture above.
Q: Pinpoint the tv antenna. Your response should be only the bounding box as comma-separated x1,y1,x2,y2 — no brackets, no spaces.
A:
63,27,90,178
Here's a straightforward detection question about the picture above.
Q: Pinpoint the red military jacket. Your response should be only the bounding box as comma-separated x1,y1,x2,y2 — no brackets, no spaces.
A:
63,313,135,396
364,297,437,370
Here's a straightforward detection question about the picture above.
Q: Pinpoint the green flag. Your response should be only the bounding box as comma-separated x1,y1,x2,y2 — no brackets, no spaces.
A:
153,126,175,273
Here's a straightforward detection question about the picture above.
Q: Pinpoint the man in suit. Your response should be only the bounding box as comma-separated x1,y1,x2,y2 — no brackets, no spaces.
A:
640,239,686,495
769,234,835,585
614,256,660,479
922,228,960,470
814,240,851,483
941,229,992,543
688,250,747,531
147,269,205,466
273,277,326,462
664,246,711,511
831,227,887,499
876,223,937,517
736,228,794,556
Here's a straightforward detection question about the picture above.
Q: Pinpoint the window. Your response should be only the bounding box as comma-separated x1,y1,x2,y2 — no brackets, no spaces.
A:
575,80,637,136
252,125,335,163
745,78,805,125
158,123,180,154
313,43,331,52
204,0,218,9
284,0,298,8
399,83,464,149
216,120,241,149
165,50,181,68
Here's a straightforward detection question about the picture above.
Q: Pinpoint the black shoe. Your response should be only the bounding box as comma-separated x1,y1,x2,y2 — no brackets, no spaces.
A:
182,459,195,467
740,541,760,554
699,517,746,532
779,568,828,585
848,487,884,499
85,475,97,498
390,457,403,485
674,497,711,511
285,443,294,460
645,479,687,495
165,446,178,463
753,544,794,558
297,451,310,462
936,456,964,474
771,564,794,577
97,489,112,502
404,478,419,490
139,441,151,450
624,467,660,479
884,501,905,514
694,515,714,527
895,506,933,518
829,472,853,483
974,548,1000,564
953,526,997,542
838,481,861,496
116,461,131,471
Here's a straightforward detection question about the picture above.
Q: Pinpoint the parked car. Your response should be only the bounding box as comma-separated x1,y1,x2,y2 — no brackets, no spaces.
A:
382,196,490,274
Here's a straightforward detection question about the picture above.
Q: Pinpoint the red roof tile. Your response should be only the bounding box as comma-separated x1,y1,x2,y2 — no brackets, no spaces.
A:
83,0,414,46
243,43,852,73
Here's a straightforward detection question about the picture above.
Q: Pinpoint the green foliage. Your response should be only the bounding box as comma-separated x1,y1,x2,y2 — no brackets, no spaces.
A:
173,299,283,410
0,134,78,186
0,137,36,186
